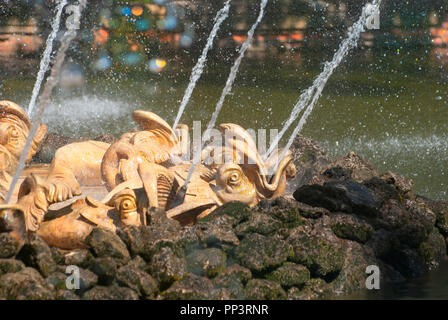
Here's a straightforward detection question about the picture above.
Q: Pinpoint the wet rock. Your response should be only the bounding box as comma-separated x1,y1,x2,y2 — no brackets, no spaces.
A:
295,202,329,219
330,241,374,294
50,247,65,265
85,228,130,264
46,272,68,291
258,197,305,226
89,257,118,285
234,233,291,273
16,234,57,277
330,214,374,243
55,289,80,300
0,258,25,275
381,171,415,199
127,255,147,270
245,279,287,300
235,213,282,236
118,226,156,261
204,202,251,225
116,264,158,298
148,208,181,234
212,265,252,299
76,267,99,292
64,249,93,268
0,267,55,299
82,284,139,300
363,177,400,206
417,231,446,271
287,278,332,300
163,273,222,300
266,262,310,289
0,232,21,258
288,135,330,192
194,216,240,250
186,248,226,278
288,227,345,280
294,180,379,216
148,246,186,288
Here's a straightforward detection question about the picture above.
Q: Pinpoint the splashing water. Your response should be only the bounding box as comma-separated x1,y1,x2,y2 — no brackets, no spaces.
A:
172,0,231,132
6,1,87,203
272,0,383,170
27,0,67,117
182,0,269,189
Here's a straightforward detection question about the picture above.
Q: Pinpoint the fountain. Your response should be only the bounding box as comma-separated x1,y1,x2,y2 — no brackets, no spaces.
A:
0,0,447,302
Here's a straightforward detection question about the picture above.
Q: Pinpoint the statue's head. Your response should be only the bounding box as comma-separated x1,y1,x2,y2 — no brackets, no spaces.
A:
0,101,48,172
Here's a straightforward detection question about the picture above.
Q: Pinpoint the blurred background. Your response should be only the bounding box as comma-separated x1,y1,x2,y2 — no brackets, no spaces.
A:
0,0,447,201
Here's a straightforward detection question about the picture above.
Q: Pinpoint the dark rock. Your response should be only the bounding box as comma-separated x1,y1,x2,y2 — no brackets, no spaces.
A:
116,264,158,298
288,227,345,280
55,289,80,300
16,234,57,277
204,202,251,224
0,232,21,258
234,233,291,273
287,135,330,192
294,180,379,216
163,273,220,300
295,202,329,219
64,249,93,268
148,208,181,234
85,228,130,264
287,278,332,300
148,247,186,288
330,241,374,294
0,258,25,275
266,262,310,289
89,257,118,285
0,267,55,299
77,267,99,292
330,213,374,243
46,272,68,291
381,171,415,199
195,216,240,250
245,279,287,300
235,213,283,236
186,248,227,278
213,265,252,299
363,177,400,206
118,226,156,261
82,284,139,300
417,231,446,271
50,247,65,265
126,255,147,270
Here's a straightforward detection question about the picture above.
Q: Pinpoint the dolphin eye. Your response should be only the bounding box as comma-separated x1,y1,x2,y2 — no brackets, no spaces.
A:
120,199,136,212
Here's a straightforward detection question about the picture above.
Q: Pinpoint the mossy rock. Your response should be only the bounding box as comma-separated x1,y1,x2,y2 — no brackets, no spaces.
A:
435,208,448,238
0,233,21,259
0,258,25,275
417,231,447,270
266,262,310,289
287,278,332,300
82,284,139,300
203,201,251,224
213,265,252,299
234,233,291,273
186,248,227,278
235,213,283,236
85,228,130,264
148,246,186,289
162,273,219,300
288,229,345,280
330,214,374,244
245,279,287,300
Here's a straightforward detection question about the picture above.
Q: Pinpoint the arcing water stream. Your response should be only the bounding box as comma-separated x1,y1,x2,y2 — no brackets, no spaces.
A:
271,0,383,170
26,0,67,117
172,0,231,132
180,0,269,191
6,0,87,203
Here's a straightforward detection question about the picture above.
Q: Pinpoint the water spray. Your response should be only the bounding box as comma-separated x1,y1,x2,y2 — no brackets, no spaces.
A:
6,0,87,203
270,0,383,172
27,0,67,117
172,0,231,132
170,0,269,208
